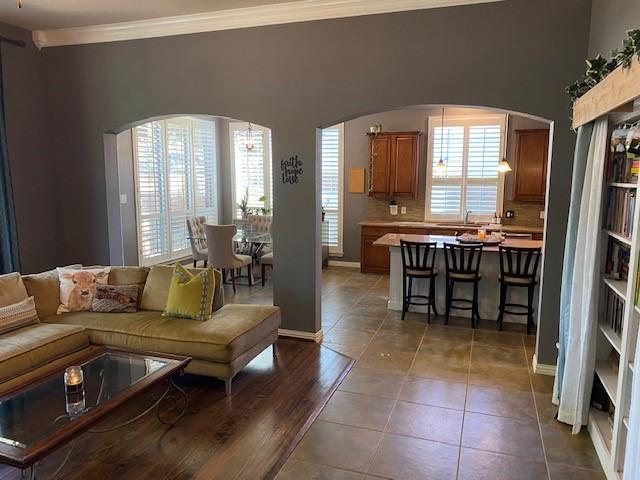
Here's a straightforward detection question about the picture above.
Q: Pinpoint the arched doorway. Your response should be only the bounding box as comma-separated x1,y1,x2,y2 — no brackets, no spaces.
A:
317,104,552,366
104,114,275,305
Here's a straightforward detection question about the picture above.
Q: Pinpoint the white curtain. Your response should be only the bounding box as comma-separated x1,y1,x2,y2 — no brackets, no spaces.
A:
555,117,608,433
625,313,640,475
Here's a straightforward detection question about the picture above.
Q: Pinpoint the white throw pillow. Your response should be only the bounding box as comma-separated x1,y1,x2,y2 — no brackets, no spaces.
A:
57,267,111,314
0,297,39,335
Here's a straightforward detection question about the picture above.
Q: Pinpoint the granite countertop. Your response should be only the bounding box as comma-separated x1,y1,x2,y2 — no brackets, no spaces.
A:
372,233,543,251
358,220,544,234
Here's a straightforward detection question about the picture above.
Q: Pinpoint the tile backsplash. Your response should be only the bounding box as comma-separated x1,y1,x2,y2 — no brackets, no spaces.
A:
365,197,544,228
366,197,425,222
502,200,545,228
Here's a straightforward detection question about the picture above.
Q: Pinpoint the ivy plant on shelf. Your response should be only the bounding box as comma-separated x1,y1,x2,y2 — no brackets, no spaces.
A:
567,28,640,103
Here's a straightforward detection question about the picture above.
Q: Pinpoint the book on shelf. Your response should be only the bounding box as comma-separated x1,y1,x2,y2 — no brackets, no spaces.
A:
604,187,636,237
604,287,625,337
605,239,631,280
635,254,640,307
608,126,640,183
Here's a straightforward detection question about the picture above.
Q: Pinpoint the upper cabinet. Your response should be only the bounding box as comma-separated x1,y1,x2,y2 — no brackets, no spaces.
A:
513,129,549,202
368,132,421,198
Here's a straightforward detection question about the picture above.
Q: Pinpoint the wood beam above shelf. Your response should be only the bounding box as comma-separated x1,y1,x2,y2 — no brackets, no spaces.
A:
572,57,640,129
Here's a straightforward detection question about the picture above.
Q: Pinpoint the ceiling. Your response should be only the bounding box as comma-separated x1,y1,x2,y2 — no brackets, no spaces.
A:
0,0,302,31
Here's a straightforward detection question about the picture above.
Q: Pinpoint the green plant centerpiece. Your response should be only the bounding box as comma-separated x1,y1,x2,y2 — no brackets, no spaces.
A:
237,189,251,219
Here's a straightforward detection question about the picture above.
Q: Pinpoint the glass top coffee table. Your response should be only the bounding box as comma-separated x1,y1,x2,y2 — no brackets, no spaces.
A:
0,347,190,478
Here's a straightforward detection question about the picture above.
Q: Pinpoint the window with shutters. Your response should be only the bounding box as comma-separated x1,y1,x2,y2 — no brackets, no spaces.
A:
321,124,344,255
229,122,273,219
133,117,218,265
426,115,506,222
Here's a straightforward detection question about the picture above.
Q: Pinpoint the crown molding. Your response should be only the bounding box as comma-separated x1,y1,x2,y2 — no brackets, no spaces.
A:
32,0,503,49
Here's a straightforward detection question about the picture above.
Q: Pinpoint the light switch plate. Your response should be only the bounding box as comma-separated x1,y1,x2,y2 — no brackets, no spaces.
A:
539,210,545,219
120,194,128,205
401,206,407,214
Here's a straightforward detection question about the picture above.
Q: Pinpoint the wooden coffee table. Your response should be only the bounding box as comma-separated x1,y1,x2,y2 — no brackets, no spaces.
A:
0,347,191,479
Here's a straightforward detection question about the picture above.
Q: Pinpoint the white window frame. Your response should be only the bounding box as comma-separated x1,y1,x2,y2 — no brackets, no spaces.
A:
229,122,272,220
425,114,507,223
132,116,217,266
321,123,344,256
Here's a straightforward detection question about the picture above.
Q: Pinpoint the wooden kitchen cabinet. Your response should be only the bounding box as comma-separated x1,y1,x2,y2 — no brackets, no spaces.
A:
368,132,421,198
361,226,396,273
513,129,549,202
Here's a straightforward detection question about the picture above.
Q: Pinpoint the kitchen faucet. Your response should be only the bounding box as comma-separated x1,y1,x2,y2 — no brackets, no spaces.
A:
465,210,472,224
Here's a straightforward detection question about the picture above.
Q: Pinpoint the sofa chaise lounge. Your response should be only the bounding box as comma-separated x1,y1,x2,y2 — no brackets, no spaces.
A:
0,265,281,395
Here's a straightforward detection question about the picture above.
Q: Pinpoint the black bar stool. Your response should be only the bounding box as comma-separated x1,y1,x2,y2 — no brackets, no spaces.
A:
443,243,483,328
497,245,541,335
400,240,438,322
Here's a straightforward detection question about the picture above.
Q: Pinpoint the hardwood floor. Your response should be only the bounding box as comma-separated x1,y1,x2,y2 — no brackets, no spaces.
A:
0,340,353,480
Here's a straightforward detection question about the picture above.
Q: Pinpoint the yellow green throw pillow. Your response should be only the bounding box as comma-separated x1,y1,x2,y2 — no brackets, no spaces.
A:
163,264,215,321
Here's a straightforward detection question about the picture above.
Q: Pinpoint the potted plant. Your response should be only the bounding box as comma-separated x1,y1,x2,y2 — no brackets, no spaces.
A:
257,195,272,215
237,189,252,219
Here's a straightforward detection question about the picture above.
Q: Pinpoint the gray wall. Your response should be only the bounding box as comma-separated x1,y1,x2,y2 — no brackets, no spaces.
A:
0,23,56,273
2,0,593,364
589,0,640,56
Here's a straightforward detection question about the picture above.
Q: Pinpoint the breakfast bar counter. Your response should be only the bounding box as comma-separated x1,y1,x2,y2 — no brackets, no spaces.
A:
373,234,543,324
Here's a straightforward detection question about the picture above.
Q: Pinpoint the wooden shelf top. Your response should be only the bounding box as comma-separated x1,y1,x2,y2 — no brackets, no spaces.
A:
573,57,640,129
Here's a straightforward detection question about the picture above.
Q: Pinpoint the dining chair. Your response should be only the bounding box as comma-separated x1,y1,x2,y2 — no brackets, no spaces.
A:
204,224,253,293
246,214,272,233
247,214,273,258
186,216,209,268
261,252,273,286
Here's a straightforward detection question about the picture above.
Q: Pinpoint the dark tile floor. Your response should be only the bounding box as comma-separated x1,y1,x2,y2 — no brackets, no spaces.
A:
225,267,606,480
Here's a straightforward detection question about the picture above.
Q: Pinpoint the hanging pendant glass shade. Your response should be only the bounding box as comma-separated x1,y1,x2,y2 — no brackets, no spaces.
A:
497,158,512,173
245,123,255,151
434,107,447,177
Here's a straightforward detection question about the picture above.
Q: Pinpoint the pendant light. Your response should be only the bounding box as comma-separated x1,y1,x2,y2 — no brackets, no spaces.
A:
497,158,512,173
245,122,255,151
434,107,447,177
497,113,511,173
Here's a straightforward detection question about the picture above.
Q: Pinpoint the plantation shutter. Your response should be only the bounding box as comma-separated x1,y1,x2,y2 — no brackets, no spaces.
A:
429,126,464,216
134,121,168,261
230,123,272,218
466,125,501,215
166,119,192,255
134,117,218,265
192,119,218,224
427,116,505,221
321,125,343,254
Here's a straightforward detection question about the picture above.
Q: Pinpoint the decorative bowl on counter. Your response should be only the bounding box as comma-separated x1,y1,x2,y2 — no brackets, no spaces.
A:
456,232,504,245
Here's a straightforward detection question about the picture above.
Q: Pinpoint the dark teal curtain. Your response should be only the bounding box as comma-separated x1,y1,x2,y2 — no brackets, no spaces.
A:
0,48,20,273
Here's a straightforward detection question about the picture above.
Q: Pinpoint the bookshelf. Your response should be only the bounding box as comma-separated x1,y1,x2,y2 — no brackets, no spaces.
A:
590,108,640,479
572,56,640,479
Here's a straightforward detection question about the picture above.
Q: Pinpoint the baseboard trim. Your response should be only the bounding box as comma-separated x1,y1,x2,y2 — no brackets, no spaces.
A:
327,260,360,268
278,328,324,343
532,354,557,376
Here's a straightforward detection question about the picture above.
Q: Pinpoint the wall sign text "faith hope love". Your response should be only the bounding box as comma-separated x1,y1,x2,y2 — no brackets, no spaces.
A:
281,155,303,184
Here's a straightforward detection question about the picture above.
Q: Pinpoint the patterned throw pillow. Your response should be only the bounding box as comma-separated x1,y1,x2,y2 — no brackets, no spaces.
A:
91,284,139,313
163,264,215,321
57,267,111,314
0,297,39,335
